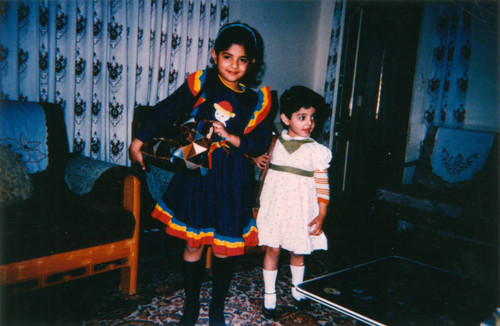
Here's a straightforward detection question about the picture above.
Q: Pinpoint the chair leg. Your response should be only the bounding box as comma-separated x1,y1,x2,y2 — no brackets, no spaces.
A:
120,264,137,295
120,247,138,294
206,247,213,269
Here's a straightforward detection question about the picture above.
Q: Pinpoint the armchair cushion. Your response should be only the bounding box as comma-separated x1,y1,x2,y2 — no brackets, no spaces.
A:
429,128,494,183
0,101,49,174
1,166,136,265
412,126,498,213
414,127,496,186
0,144,33,205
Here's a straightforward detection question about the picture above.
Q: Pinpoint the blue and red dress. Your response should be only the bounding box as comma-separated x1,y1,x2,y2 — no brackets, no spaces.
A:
136,69,272,256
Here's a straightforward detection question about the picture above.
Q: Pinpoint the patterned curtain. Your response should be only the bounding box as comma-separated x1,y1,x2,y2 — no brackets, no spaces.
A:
0,0,228,165
321,0,345,148
424,2,471,127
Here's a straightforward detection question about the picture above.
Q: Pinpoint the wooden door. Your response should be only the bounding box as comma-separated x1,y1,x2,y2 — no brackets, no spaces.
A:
331,1,423,203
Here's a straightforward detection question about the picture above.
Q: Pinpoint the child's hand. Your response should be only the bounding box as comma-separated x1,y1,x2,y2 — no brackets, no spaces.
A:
212,121,229,139
252,154,271,169
212,121,240,147
308,201,327,236
307,201,328,235
308,215,325,236
129,138,145,170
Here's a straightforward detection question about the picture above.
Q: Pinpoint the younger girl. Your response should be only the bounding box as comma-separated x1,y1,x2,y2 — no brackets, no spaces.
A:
256,86,331,319
129,23,272,326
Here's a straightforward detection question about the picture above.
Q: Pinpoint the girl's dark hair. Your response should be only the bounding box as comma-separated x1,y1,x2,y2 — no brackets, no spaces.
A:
214,22,257,60
280,86,329,139
212,22,265,88
280,86,328,119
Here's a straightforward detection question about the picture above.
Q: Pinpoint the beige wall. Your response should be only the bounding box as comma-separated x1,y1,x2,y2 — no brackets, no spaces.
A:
228,0,334,98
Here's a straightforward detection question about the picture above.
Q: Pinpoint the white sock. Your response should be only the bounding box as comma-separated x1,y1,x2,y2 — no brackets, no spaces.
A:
263,269,278,309
290,265,305,301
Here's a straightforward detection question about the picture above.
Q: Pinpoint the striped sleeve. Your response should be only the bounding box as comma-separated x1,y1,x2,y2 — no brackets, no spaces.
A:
314,169,330,205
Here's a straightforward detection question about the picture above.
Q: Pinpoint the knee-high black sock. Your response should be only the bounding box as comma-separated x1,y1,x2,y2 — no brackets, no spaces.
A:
209,256,236,326
180,259,205,326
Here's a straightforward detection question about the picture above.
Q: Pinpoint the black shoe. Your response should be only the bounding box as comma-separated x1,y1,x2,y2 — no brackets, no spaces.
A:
293,297,310,311
179,305,200,326
208,309,225,326
262,305,278,320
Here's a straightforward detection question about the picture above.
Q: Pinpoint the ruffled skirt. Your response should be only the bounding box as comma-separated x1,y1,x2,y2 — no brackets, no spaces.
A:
152,148,258,256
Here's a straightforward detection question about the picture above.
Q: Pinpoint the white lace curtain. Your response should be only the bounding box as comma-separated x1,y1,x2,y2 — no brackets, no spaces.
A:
322,0,345,148
423,1,471,127
0,0,228,165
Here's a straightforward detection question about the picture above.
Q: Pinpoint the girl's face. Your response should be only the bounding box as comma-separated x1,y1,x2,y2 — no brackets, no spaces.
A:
281,107,316,138
211,44,254,89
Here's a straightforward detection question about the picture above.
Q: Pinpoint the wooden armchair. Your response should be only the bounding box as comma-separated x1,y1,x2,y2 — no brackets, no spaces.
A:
0,100,141,295
371,125,498,283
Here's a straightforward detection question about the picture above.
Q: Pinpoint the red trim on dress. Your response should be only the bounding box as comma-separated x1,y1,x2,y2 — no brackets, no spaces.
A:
152,205,258,257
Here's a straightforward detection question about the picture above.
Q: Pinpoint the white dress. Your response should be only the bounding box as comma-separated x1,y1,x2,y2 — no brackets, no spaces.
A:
257,131,332,254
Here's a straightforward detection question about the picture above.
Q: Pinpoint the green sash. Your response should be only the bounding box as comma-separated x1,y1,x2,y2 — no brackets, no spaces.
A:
269,163,314,177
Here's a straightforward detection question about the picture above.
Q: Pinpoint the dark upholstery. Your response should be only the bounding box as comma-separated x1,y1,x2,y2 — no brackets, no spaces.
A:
371,126,498,283
0,144,34,205
375,126,498,230
0,101,136,265
411,126,498,213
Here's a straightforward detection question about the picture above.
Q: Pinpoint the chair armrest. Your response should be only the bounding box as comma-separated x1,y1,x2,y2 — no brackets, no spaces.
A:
65,154,140,208
124,174,141,233
65,155,120,196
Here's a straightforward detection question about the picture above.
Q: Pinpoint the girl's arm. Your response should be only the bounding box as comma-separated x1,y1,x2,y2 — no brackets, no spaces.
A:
308,201,328,236
309,169,330,235
130,80,192,168
129,138,145,170
212,115,273,155
134,82,191,142
239,121,272,157
212,121,241,147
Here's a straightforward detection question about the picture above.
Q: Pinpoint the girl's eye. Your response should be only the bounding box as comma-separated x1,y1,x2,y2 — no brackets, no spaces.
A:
240,58,248,63
223,55,231,60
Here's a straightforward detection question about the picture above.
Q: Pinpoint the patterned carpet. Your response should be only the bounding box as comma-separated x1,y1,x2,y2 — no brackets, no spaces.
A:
2,195,497,325
0,229,358,326
2,227,495,325
82,248,356,326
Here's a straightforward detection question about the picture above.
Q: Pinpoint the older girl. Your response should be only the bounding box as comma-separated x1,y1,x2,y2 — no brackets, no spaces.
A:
130,23,272,326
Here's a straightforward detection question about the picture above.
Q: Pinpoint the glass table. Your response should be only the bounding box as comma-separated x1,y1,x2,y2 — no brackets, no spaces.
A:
297,256,496,325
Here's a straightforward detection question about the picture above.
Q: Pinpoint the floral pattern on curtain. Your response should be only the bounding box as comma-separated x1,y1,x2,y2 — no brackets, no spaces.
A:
424,1,471,127
0,0,228,165
321,0,345,148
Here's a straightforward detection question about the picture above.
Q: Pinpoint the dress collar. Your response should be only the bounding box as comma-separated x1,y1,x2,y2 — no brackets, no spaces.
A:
218,74,246,93
281,130,311,141
279,130,314,154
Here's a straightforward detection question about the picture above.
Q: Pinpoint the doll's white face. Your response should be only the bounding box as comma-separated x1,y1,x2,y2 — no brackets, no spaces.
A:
281,107,316,138
215,110,231,125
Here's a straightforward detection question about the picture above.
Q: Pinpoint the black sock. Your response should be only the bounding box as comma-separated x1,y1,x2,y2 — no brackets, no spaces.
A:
209,256,237,326
180,259,205,326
